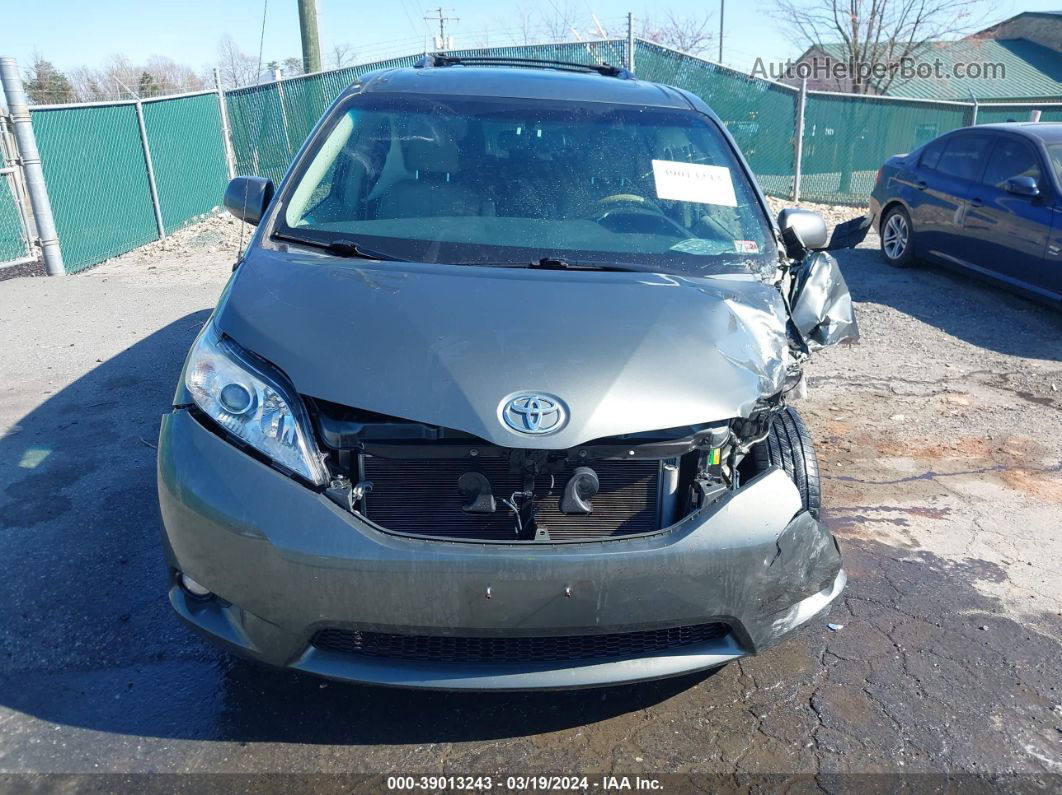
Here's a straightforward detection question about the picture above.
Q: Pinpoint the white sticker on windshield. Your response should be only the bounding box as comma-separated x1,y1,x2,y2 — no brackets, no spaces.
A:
651,160,737,207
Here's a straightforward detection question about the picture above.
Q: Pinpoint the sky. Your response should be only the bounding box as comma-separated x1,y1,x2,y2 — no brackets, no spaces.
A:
1,0,1046,78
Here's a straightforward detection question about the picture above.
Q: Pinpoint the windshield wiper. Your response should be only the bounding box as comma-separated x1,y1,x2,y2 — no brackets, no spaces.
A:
527,257,641,272
274,233,403,262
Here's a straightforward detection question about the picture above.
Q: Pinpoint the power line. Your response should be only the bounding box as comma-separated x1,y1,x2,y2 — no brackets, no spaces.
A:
424,7,459,49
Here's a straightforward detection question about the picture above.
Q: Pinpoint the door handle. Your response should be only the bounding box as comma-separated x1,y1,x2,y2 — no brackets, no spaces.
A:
969,197,983,207
915,180,928,190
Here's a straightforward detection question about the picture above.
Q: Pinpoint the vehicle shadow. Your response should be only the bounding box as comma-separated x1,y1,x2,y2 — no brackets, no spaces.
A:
832,243,1062,362
0,312,710,744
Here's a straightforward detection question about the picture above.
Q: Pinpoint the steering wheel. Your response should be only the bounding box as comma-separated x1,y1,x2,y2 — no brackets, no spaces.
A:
588,193,664,215
586,194,688,237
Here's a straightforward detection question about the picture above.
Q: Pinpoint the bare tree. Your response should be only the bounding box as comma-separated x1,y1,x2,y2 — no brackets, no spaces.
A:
539,0,581,41
775,0,990,94
99,54,141,99
68,66,109,102
510,0,538,45
639,11,716,58
328,43,357,70
66,54,205,101
143,56,205,95
216,35,259,89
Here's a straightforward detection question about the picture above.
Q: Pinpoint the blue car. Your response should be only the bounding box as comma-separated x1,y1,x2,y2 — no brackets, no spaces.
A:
869,122,1062,305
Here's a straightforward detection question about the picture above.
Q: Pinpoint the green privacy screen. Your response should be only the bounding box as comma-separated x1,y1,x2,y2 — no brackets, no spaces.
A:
141,93,229,233
975,105,1062,125
633,41,798,199
798,93,969,204
0,177,29,263
31,104,158,272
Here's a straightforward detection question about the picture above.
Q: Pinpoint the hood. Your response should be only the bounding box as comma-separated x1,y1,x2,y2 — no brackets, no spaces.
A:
216,249,789,449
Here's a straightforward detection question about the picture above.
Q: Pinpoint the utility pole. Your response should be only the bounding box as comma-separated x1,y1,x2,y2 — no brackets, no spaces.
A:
424,7,459,51
297,0,322,73
718,0,725,63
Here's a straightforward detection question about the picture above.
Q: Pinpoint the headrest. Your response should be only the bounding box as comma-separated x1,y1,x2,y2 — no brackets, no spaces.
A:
403,134,460,174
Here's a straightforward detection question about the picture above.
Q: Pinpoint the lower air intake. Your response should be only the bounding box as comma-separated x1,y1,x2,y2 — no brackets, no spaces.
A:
312,623,730,664
361,456,661,541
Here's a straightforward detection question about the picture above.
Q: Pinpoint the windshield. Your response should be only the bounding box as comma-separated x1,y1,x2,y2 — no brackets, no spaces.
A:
274,92,778,276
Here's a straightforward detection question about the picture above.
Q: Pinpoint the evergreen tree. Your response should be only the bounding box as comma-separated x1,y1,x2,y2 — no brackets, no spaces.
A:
24,59,75,105
137,71,159,97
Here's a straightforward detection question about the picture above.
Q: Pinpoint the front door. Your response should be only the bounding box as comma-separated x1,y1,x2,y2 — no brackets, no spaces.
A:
962,135,1055,297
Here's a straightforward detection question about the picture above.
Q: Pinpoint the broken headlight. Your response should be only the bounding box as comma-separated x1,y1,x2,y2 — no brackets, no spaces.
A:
182,322,328,485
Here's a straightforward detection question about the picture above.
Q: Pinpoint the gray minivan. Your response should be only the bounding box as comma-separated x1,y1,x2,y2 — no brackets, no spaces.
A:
157,56,857,689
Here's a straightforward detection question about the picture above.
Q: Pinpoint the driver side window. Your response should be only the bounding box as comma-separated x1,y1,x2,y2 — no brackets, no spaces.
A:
981,138,1042,190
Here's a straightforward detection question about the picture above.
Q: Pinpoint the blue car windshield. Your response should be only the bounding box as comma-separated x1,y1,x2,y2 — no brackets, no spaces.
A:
274,92,778,276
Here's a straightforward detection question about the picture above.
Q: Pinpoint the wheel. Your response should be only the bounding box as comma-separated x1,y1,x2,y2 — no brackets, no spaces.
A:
750,407,821,517
880,205,916,267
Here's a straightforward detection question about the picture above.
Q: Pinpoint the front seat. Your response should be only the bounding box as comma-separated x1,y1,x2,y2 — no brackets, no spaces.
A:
375,135,478,219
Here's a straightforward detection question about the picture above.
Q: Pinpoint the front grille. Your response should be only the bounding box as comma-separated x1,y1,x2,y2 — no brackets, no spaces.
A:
312,623,730,664
362,456,660,541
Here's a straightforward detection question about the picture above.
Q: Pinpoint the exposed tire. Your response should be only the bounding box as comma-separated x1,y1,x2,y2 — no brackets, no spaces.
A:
750,407,821,517
880,205,917,268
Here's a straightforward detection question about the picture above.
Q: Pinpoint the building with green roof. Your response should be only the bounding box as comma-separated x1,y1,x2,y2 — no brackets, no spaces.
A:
788,10,1062,102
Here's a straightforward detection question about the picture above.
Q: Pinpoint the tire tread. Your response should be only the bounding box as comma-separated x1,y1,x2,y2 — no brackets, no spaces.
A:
748,407,821,516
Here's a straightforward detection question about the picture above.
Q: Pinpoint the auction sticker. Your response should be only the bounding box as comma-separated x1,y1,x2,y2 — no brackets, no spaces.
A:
651,159,737,206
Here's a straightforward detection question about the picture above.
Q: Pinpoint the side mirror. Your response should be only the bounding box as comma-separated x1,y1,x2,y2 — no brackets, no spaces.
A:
1005,175,1039,197
224,176,275,225
777,208,828,259
789,252,859,352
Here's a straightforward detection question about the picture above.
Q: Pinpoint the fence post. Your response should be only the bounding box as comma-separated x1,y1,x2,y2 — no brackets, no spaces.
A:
134,99,166,240
0,57,65,275
273,68,294,158
213,68,237,180
626,13,635,72
792,77,807,203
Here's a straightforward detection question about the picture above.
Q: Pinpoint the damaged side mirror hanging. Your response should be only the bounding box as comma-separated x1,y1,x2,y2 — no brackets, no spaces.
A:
789,251,860,352
776,209,859,352
777,208,828,260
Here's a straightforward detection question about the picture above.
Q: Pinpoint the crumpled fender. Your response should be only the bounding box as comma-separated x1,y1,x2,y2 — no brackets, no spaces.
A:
789,251,859,352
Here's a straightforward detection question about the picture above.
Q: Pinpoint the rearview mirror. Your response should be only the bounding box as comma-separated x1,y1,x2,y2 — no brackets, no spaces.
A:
777,208,828,259
1005,175,1039,197
224,176,275,225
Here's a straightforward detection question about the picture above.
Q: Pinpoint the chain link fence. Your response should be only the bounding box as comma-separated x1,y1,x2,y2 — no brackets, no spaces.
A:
798,93,971,203
0,176,29,263
140,93,229,234
30,103,159,272
0,113,32,265
3,38,1060,274
632,41,799,198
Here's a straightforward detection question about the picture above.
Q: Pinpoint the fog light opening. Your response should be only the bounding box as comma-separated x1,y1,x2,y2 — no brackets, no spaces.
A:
179,572,214,600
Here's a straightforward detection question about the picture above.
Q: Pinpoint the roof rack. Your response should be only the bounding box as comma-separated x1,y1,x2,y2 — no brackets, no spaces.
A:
413,54,634,79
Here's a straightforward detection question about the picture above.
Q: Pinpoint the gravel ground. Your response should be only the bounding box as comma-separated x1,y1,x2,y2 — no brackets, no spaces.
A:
1,204,1061,787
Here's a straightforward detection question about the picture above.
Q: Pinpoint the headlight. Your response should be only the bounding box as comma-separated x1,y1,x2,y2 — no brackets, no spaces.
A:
182,323,328,485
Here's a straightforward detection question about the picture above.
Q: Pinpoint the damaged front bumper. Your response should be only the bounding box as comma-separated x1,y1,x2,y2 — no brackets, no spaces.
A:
158,409,845,690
